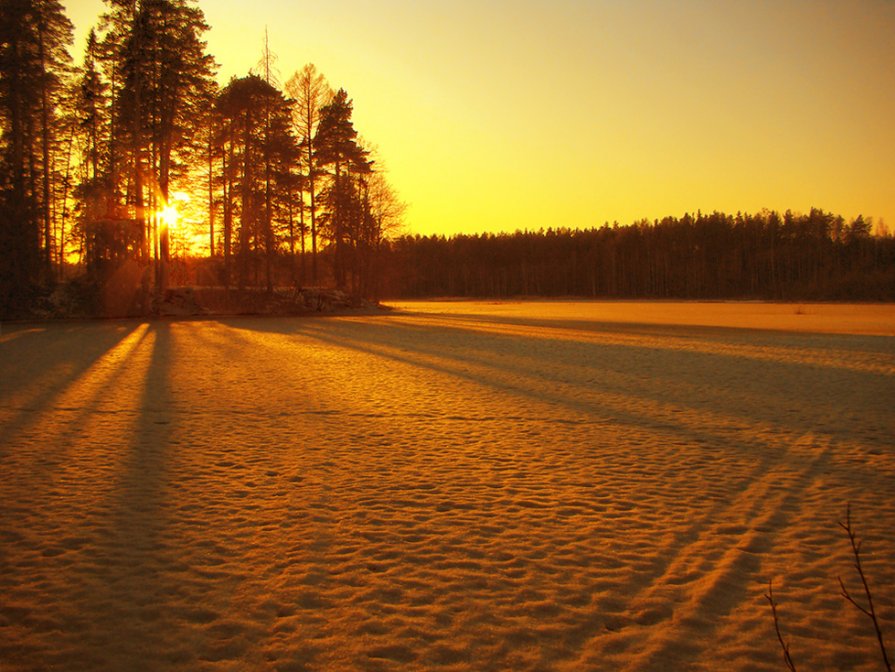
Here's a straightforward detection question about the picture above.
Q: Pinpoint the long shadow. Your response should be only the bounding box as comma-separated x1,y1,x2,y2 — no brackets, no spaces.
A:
205,316,895,535
382,310,895,373
228,320,893,528
269,321,795,465
284,317,894,662
0,321,177,670
209,315,877,664
222,314,893,452
0,320,144,454
0,320,144,395
0,325,154,526
386,307,895,353
62,321,182,671
210,317,844,514
215,309,895,374
206,314,895,667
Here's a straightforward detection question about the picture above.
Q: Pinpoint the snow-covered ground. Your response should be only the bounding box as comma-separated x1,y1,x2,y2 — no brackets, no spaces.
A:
1,301,893,671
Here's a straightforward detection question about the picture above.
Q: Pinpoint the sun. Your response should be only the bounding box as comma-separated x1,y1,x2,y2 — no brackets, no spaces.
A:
157,192,190,231
158,204,180,230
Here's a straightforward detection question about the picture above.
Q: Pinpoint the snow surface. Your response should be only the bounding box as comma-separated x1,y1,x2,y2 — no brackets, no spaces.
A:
1,301,893,670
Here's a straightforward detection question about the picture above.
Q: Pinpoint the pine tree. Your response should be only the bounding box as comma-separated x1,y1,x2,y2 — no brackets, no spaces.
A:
215,74,297,291
0,0,73,314
315,88,370,290
97,0,215,291
285,63,330,283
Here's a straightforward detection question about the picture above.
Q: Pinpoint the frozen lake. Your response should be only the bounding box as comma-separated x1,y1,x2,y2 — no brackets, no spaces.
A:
1,301,894,670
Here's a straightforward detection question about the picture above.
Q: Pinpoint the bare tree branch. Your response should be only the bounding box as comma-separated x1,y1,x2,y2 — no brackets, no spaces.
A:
766,580,798,672
838,504,892,672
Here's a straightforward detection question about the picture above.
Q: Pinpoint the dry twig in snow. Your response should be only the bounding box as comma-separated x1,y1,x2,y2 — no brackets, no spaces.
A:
838,504,892,672
765,580,798,672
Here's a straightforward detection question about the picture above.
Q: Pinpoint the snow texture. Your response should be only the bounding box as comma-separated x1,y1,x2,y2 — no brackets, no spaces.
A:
1,300,893,671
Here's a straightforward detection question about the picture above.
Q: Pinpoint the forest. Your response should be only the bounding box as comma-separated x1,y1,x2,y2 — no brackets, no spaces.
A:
1,1,893,319
382,210,895,301
0,0,403,318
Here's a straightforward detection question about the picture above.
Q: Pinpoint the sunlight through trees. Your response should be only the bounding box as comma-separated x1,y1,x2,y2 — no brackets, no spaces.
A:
0,0,406,316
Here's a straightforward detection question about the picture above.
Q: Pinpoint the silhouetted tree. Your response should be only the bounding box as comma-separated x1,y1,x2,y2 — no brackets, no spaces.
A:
286,64,330,284
315,88,371,290
96,0,215,291
0,0,73,314
358,170,405,299
215,74,297,291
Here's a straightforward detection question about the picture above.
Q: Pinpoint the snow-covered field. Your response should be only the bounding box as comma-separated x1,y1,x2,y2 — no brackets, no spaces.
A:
1,301,893,671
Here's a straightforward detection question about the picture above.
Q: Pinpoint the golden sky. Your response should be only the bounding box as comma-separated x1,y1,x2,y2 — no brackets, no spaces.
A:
67,0,895,237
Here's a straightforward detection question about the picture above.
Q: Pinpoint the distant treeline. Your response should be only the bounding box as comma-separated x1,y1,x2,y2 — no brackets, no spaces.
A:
381,209,895,301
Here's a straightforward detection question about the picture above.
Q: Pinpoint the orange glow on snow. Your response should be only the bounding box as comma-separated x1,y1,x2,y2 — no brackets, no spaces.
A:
1,307,894,669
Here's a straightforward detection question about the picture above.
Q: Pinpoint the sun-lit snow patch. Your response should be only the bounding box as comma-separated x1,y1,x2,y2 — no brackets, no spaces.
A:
1,306,892,671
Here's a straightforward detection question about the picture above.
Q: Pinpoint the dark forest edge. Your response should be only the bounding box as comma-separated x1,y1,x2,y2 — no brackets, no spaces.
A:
384,209,894,302
1,3,893,320
9,206,894,320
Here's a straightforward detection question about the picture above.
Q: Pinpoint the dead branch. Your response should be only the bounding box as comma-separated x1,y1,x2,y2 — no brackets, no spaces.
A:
766,579,798,672
838,504,892,672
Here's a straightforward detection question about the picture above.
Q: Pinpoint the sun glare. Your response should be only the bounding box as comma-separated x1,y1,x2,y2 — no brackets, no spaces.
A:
158,204,180,230
158,192,190,231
